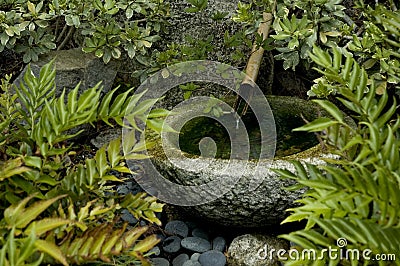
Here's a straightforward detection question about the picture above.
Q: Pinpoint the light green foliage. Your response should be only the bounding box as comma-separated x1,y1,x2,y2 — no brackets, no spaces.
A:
211,11,229,21
233,0,399,84
0,0,169,63
0,227,44,266
135,35,215,82
156,35,215,66
232,0,275,35
271,0,346,70
270,1,399,94
203,96,224,118
231,0,347,70
347,3,400,90
0,61,166,265
275,47,400,265
179,82,200,100
185,0,208,13
307,45,365,98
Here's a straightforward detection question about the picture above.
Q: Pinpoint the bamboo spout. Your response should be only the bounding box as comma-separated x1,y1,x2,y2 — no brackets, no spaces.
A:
234,6,276,116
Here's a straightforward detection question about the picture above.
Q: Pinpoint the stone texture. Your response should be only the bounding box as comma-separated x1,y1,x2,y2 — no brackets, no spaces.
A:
227,234,289,266
149,246,161,256
147,96,338,227
190,253,201,261
165,220,189,238
148,0,274,110
212,236,226,252
199,250,227,266
14,48,117,97
151,257,170,266
172,253,190,266
181,237,211,253
91,128,121,149
162,236,182,253
182,261,201,266
120,209,138,225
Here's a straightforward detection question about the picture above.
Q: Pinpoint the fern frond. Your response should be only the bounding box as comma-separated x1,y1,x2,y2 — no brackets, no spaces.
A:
15,62,56,130
56,222,156,265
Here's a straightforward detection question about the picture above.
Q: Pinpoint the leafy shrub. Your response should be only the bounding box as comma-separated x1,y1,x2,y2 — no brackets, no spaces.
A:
271,0,347,71
232,0,399,96
307,1,400,98
274,46,400,265
0,0,169,64
345,3,400,92
0,61,168,265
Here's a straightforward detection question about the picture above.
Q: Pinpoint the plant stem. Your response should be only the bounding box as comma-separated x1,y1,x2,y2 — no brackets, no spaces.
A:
58,27,75,50
56,24,69,43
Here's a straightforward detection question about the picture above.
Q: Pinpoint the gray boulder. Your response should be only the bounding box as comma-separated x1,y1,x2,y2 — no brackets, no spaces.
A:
227,234,289,266
91,128,121,149
14,48,117,97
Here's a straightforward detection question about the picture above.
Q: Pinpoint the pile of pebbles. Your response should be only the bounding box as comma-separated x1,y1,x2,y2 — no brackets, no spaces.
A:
149,220,227,266
117,180,227,266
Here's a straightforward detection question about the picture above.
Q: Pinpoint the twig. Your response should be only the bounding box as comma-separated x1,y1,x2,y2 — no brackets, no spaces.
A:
56,24,69,43
57,26,75,50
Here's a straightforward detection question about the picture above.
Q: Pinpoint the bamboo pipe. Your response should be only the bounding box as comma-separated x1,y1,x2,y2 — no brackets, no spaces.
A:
233,6,276,116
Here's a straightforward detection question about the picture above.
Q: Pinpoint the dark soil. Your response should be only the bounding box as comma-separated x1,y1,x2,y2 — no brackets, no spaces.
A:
0,49,24,82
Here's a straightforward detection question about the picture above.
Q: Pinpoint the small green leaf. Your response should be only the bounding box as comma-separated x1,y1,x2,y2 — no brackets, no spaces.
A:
26,218,71,236
24,156,42,169
132,234,160,253
35,239,68,266
293,117,337,132
313,100,343,122
108,138,122,168
27,1,36,14
15,195,66,228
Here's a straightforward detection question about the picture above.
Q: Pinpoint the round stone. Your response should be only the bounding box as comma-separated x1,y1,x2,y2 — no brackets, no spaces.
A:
120,209,138,224
162,236,182,253
199,250,227,266
172,253,190,266
227,234,289,266
151,257,170,266
165,220,189,238
182,260,201,266
181,237,211,253
212,236,226,252
190,253,201,261
191,228,209,240
149,246,161,256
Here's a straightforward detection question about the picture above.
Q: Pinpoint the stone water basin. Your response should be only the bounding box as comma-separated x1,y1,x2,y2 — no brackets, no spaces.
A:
147,95,333,228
